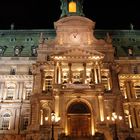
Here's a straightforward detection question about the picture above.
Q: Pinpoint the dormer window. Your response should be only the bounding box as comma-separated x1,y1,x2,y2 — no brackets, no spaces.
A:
128,47,133,56
69,1,76,13
31,46,37,56
10,38,16,42
0,46,4,56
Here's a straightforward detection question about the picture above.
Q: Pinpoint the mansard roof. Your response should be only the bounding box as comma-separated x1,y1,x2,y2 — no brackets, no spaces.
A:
0,29,140,58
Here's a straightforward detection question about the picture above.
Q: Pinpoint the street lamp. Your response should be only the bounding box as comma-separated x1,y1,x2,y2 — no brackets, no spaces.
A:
51,111,55,140
107,112,123,140
51,110,61,140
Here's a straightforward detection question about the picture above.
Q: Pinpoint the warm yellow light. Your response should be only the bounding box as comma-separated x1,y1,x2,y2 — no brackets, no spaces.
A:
107,116,110,120
69,2,76,13
45,117,48,121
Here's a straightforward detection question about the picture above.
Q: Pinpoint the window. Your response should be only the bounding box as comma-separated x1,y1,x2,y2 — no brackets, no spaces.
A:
134,85,140,98
6,83,16,100
10,38,16,42
24,83,32,100
31,46,37,56
44,76,53,92
14,46,23,56
128,47,133,56
0,113,11,130
0,47,3,55
25,90,31,100
101,76,108,91
69,1,76,13
22,116,29,130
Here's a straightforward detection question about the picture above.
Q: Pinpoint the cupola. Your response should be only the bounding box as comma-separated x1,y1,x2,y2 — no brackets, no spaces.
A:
60,0,84,17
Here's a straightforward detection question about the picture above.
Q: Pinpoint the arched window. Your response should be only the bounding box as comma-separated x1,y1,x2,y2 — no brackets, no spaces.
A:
69,1,76,13
6,83,16,100
0,113,11,130
24,83,33,100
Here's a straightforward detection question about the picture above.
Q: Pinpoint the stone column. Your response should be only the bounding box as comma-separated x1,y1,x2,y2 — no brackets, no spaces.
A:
125,81,133,100
32,64,42,94
83,63,87,84
54,62,58,84
55,95,60,118
68,63,72,83
0,83,4,100
94,67,98,84
18,82,24,100
15,82,20,99
3,84,7,100
58,62,62,84
110,63,120,94
97,64,101,83
129,105,137,128
98,94,104,122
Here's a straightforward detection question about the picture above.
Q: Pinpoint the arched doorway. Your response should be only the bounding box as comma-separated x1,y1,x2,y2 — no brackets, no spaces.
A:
67,101,91,137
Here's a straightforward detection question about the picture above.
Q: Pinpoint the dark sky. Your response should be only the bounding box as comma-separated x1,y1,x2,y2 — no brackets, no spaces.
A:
0,0,140,30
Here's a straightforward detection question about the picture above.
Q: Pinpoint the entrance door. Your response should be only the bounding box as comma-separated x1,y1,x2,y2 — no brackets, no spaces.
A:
67,102,91,137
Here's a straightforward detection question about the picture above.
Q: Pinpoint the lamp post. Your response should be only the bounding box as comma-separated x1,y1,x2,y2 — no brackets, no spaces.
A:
107,112,123,140
51,111,55,140
51,110,61,140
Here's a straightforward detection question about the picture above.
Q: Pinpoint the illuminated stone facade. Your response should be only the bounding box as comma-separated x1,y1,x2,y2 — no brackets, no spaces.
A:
0,0,140,140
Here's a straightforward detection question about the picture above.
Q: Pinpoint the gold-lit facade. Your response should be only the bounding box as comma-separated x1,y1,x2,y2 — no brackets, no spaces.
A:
0,0,140,140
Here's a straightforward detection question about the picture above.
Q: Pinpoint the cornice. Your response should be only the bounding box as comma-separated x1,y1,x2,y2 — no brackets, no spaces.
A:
119,74,140,80
0,75,33,81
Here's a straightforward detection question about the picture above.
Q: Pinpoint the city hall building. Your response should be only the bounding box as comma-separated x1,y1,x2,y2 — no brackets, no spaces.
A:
0,0,140,140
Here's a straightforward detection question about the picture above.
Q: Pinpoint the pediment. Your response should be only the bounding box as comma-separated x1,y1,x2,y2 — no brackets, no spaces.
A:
54,16,95,28
53,48,104,59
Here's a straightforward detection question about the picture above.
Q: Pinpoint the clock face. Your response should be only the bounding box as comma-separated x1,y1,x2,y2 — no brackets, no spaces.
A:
70,32,80,42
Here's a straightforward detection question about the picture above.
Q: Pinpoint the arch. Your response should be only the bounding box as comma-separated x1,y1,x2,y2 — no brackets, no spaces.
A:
66,98,94,115
67,101,90,114
0,111,11,130
66,98,95,137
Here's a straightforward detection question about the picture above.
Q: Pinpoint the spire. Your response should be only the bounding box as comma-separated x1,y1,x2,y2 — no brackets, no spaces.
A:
60,0,84,18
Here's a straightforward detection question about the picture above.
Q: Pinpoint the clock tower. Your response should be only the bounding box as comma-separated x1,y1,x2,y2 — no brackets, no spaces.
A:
60,0,84,17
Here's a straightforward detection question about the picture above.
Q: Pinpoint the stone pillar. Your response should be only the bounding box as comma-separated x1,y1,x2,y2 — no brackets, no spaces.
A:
98,94,104,122
55,95,60,117
32,64,42,94
0,82,4,100
18,82,24,100
83,63,87,84
15,82,20,99
3,84,7,100
23,85,26,100
54,62,58,84
110,63,120,94
107,77,111,90
93,61,101,84
94,67,98,84
68,63,72,83
129,105,137,128
125,81,133,100
97,64,101,83
30,100,40,128
58,62,62,84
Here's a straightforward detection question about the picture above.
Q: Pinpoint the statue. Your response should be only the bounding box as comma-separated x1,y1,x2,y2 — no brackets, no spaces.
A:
105,32,112,44
130,23,134,30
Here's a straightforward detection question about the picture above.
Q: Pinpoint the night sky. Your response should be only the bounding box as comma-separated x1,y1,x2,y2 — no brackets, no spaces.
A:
0,0,140,30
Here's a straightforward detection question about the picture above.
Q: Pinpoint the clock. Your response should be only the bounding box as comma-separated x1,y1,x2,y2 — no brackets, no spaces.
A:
70,32,80,42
